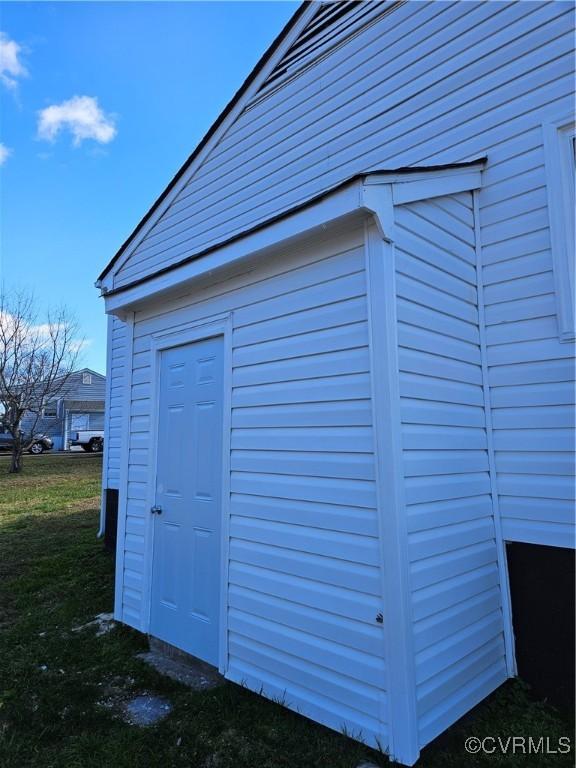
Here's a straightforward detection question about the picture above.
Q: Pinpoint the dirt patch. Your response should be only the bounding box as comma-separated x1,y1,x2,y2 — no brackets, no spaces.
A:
72,611,116,636
122,694,172,726
137,649,224,691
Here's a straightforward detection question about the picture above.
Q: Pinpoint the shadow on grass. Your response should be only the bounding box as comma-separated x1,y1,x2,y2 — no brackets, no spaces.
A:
0,475,573,768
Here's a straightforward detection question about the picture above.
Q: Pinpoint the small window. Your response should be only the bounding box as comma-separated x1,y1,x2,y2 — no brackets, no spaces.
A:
543,117,576,342
82,372,92,385
43,403,57,418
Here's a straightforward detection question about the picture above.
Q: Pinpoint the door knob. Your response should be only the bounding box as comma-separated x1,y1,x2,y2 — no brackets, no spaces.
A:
151,505,162,515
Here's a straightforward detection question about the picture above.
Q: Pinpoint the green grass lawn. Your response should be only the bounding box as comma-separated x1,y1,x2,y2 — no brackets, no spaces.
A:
0,454,572,768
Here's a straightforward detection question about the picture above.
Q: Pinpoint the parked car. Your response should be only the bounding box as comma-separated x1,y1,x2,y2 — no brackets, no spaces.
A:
0,425,54,454
69,429,104,452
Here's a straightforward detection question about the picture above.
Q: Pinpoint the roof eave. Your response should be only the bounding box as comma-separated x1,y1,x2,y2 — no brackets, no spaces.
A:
96,0,312,286
103,158,486,315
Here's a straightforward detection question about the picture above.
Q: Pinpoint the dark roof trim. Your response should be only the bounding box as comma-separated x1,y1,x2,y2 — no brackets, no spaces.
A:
78,367,105,378
97,1,312,284
62,400,105,409
102,158,486,298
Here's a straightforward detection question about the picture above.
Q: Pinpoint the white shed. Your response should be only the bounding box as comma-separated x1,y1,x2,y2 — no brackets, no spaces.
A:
97,2,575,764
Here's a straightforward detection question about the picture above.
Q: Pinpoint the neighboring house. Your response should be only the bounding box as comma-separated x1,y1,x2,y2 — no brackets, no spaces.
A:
96,3,575,765
21,368,106,451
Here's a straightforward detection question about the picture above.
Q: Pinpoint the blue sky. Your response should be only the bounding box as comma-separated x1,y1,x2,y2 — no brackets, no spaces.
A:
0,1,299,374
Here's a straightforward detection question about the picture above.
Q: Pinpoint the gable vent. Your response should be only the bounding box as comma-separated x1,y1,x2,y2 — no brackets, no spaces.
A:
246,0,404,111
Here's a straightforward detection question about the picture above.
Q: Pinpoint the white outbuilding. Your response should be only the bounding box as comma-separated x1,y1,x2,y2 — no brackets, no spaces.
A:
97,2,575,764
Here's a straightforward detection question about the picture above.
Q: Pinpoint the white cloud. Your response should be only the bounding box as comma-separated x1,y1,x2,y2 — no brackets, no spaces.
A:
37,95,117,146
0,32,27,90
0,311,88,353
0,143,11,165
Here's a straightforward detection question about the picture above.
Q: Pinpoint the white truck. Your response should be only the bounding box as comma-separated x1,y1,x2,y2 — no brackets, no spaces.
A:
69,430,104,452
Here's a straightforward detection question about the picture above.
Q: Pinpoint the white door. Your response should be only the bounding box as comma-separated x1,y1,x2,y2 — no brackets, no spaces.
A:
150,336,224,665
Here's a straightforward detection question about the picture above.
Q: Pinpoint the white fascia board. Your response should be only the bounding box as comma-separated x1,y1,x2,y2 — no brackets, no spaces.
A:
365,164,484,205
104,164,485,315
104,180,368,313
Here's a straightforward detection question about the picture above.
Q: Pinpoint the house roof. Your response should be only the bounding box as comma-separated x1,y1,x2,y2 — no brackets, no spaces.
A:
24,368,105,391
101,159,486,300
52,368,105,383
76,368,105,379
96,0,311,285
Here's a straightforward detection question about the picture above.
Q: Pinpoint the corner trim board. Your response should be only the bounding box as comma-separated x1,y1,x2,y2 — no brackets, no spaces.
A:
542,115,576,343
113,311,135,624
365,220,419,765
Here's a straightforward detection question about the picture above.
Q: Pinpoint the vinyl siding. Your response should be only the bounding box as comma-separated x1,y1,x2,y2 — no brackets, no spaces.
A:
109,0,575,548
105,317,128,489
395,193,507,746
49,369,106,403
118,226,389,746
481,158,576,547
113,1,573,286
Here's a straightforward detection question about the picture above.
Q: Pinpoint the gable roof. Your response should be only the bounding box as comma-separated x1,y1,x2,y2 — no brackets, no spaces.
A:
98,1,408,288
76,368,106,380
97,0,313,285
245,0,402,110
45,368,105,388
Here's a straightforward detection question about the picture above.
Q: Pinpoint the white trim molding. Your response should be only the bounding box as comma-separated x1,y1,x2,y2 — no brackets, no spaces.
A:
365,220,419,765
104,163,485,316
542,116,576,343
113,311,135,624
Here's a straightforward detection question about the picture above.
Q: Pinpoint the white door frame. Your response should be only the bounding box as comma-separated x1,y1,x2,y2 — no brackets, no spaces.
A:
141,312,233,674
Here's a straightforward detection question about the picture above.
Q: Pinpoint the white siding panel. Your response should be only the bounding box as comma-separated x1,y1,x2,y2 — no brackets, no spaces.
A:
110,0,575,553
230,493,378,536
116,227,388,746
395,193,507,747
105,316,127,488
112,2,574,290
232,373,371,407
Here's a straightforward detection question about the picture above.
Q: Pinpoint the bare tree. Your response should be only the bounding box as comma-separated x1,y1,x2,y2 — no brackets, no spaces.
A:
0,290,81,473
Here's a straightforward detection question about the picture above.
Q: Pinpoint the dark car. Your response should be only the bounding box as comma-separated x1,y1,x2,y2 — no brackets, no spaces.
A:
0,425,54,454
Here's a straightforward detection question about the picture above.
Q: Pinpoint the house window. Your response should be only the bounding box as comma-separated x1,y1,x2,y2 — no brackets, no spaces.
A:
43,403,57,418
82,372,92,385
543,117,576,342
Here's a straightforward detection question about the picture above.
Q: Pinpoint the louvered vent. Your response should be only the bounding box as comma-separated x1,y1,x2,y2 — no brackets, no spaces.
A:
246,0,404,110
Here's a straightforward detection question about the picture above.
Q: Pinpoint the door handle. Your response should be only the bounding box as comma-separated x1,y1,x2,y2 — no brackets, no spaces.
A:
151,505,162,515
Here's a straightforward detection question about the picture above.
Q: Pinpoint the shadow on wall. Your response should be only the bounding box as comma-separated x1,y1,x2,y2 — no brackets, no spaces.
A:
507,542,575,714
104,488,119,554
